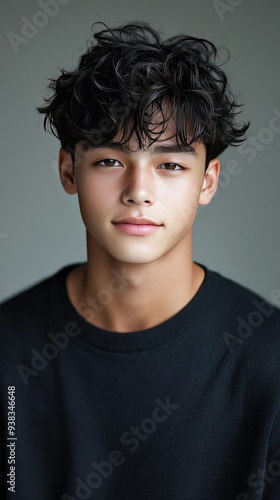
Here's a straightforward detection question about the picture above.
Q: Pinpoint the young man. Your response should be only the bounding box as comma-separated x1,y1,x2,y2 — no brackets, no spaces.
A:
1,21,280,500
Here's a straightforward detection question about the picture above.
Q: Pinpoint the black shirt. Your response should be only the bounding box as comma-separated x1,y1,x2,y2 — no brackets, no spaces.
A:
1,262,280,499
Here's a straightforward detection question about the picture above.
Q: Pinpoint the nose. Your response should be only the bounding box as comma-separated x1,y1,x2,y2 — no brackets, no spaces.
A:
121,165,156,206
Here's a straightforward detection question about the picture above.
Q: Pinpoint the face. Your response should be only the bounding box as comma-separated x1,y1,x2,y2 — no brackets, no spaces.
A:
59,123,220,266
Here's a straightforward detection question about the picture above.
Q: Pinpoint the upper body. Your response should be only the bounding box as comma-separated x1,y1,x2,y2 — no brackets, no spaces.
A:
1,261,280,500
1,21,279,500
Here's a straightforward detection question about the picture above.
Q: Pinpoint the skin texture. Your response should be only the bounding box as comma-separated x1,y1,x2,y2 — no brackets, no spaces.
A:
59,121,220,332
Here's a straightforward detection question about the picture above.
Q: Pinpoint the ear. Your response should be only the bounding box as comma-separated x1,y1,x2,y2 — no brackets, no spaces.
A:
199,158,220,206
58,148,77,195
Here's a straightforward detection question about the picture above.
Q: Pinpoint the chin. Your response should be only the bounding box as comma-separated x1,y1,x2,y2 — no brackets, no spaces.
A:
110,251,163,265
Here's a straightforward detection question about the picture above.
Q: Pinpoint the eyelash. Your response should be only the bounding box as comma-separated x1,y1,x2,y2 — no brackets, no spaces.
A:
94,159,186,171
159,163,185,171
96,159,122,167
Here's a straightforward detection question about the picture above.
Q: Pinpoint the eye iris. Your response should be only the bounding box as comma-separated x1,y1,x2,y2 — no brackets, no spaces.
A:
164,163,177,170
104,159,116,166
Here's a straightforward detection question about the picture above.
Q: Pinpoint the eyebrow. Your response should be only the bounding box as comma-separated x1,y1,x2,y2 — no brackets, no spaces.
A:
80,140,197,156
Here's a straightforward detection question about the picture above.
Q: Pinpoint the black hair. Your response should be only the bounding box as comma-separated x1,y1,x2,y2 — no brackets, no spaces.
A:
37,21,249,168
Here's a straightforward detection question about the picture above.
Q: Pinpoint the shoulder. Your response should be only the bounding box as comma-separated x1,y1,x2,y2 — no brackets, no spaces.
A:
208,268,280,377
202,265,280,354
202,269,280,415
0,262,80,331
0,263,82,389
0,270,55,327
207,267,280,326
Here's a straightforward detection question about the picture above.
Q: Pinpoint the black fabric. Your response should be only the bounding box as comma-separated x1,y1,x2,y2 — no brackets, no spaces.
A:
1,262,280,500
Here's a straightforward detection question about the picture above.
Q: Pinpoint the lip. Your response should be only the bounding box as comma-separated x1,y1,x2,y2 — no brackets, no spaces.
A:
112,217,161,225
112,218,163,235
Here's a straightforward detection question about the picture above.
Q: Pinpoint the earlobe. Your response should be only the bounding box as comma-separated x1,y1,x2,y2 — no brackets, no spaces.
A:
199,158,220,206
58,148,77,195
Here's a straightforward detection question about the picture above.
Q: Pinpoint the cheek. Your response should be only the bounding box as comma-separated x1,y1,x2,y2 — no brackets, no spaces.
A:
167,180,202,223
76,177,117,216
75,185,99,229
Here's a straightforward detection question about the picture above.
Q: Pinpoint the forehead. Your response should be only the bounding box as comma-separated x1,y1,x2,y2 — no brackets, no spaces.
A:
77,137,206,159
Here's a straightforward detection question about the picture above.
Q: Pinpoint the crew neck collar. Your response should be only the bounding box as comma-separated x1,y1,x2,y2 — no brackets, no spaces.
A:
54,262,221,352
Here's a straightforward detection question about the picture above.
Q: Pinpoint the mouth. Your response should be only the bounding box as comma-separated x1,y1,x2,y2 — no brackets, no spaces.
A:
112,217,162,225
112,218,163,235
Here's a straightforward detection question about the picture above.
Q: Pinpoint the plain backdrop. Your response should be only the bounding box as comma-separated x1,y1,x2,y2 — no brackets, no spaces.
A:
0,0,279,304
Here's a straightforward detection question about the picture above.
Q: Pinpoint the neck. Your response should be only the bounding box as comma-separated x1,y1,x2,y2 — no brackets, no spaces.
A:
67,232,205,332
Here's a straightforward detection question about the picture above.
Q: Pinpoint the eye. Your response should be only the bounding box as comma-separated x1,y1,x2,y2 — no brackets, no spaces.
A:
95,159,122,167
158,163,185,171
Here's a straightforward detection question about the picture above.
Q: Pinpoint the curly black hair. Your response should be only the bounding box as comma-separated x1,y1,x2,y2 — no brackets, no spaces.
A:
37,21,249,167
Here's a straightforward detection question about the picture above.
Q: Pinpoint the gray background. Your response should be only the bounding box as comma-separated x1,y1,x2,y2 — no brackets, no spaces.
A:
0,0,279,304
